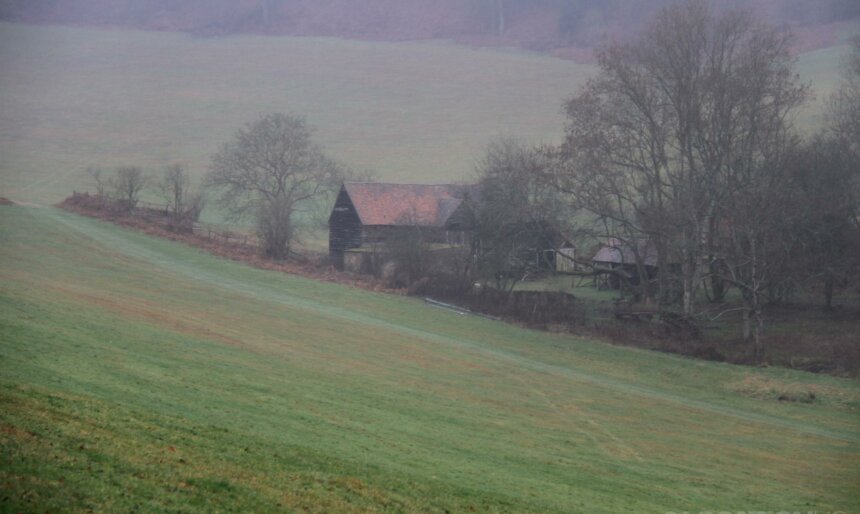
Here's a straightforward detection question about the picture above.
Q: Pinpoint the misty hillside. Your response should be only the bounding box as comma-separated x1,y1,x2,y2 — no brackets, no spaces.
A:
2,0,858,59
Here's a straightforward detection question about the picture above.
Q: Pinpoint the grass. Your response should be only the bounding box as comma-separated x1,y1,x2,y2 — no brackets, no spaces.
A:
0,22,593,210
0,23,849,214
515,275,616,300
1,204,859,512
0,21,857,510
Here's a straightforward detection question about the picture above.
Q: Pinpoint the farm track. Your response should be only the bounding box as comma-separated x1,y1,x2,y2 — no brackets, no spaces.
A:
41,206,860,444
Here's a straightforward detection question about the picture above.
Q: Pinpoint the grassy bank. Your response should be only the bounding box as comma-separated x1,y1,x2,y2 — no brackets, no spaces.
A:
1,205,858,512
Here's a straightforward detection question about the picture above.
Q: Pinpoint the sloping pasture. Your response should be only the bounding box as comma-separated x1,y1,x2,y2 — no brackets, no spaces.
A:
1,205,858,512
0,22,846,209
0,22,592,206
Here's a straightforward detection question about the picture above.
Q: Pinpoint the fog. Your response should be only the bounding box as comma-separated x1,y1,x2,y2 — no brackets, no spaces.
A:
2,0,857,54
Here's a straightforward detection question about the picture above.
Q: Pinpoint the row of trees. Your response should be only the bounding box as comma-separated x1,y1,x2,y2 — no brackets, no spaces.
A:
471,0,860,40
89,164,205,227
473,1,860,358
86,114,348,259
86,2,856,361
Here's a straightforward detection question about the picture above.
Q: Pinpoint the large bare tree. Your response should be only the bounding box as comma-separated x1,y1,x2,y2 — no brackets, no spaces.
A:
826,34,860,157
804,34,860,309
719,143,801,360
782,136,859,311
554,0,807,318
206,113,342,259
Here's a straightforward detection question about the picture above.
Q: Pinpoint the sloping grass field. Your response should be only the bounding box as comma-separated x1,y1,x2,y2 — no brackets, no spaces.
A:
0,22,594,206
1,205,859,512
0,22,848,209
1,21,858,512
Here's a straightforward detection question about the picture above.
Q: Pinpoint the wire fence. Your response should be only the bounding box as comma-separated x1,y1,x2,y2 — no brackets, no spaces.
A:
135,200,256,247
191,222,257,247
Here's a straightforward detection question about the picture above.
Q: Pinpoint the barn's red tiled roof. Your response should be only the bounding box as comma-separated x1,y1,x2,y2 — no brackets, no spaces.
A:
343,182,467,227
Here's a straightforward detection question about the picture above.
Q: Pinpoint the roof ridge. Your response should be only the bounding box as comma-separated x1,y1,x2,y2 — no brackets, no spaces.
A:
344,181,464,187
341,182,470,227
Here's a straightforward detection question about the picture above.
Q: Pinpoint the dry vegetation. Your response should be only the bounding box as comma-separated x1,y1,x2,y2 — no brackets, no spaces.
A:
59,192,400,294
726,374,860,405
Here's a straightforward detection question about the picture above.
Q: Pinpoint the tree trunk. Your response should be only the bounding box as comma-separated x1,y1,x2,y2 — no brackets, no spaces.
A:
709,260,727,302
682,278,693,316
752,308,764,364
635,261,650,305
823,275,834,311
655,241,668,305
495,0,505,35
742,288,764,364
261,0,270,25
680,243,703,317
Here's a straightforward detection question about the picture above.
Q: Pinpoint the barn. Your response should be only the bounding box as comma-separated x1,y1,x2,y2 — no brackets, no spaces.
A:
328,182,473,269
591,238,659,289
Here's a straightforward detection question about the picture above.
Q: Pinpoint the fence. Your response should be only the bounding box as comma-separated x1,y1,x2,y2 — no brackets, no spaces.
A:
191,222,257,247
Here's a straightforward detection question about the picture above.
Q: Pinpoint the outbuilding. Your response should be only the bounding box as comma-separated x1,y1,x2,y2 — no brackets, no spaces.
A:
327,182,472,269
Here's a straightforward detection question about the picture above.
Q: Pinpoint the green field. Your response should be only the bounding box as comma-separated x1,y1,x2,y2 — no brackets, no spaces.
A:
1,22,858,512
0,22,848,210
0,22,594,207
1,205,858,512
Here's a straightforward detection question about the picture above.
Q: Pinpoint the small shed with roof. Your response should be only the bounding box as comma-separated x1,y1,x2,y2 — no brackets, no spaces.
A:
591,238,660,289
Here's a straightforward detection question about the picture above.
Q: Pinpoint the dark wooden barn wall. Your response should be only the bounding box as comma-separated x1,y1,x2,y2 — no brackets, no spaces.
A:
328,188,363,267
361,225,463,245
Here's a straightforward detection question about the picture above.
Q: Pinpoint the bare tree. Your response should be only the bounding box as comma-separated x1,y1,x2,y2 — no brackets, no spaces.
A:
548,115,668,303
87,167,105,197
474,138,564,292
86,166,110,208
706,30,860,358
206,113,342,259
677,35,860,355
260,0,271,25
554,0,807,318
826,34,860,187
718,148,801,361
110,166,148,211
793,39,860,309
826,34,860,160
470,0,509,36
494,0,506,34
786,136,859,310
158,164,205,229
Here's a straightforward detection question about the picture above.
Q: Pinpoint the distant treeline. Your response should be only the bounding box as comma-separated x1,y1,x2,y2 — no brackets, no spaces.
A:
2,0,857,55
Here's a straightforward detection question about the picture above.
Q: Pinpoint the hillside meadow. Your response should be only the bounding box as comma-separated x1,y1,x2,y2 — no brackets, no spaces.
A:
1,205,859,512
0,22,593,207
0,22,848,212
